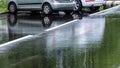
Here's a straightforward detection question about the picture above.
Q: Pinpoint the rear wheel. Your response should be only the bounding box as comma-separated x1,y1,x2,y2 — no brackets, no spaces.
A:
42,4,53,15
8,3,17,14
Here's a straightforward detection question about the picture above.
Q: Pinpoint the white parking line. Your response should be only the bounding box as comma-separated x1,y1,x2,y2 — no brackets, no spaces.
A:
45,19,78,32
0,19,78,47
0,35,33,48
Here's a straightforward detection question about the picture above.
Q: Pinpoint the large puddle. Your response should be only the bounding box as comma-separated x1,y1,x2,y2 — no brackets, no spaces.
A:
0,13,120,68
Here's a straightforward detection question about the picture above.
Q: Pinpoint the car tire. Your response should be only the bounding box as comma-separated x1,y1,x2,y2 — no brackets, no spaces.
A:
74,0,82,11
42,4,53,15
8,3,17,14
89,7,100,11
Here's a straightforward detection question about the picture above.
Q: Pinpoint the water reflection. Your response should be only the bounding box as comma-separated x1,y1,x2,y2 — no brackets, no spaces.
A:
45,17,105,49
0,17,9,44
0,15,107,68
7,12,82,41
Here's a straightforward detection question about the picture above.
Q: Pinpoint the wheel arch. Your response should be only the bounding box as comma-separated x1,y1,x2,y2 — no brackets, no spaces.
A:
76,0,83,7
79,0,85,7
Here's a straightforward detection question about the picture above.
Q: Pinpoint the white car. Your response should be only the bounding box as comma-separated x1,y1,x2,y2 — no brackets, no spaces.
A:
75,0,105,11
7,0,76,14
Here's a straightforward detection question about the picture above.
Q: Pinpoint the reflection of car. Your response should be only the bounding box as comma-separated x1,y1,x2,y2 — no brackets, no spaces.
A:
7,0,76,14
7,13,82,40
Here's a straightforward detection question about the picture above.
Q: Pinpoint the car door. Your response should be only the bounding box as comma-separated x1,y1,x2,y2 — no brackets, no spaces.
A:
30,0,42,9
17,0,32,9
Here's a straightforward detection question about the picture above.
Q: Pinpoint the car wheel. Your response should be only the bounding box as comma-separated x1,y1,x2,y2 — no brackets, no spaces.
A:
89,7,100,11
43,4,53,15
74,0,82,11
8,3,17,14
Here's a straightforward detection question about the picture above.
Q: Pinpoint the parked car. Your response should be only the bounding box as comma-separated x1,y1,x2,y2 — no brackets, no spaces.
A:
7,0,105,14
75,0,105,11
7,0,76,14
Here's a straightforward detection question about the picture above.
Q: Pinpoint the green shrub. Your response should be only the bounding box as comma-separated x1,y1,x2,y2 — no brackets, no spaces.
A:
106,14,120,18
0,0,7,12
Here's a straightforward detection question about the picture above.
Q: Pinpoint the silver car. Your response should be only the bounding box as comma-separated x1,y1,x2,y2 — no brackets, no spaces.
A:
7,0,76,14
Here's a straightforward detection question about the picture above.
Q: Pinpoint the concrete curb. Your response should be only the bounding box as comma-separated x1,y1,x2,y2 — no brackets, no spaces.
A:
89,5,120,17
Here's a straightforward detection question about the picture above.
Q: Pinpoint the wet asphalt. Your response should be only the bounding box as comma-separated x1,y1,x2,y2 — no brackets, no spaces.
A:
1,11,120,68
0,11,88,43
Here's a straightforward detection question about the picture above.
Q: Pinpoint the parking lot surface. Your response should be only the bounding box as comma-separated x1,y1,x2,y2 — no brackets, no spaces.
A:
0,11,120,68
